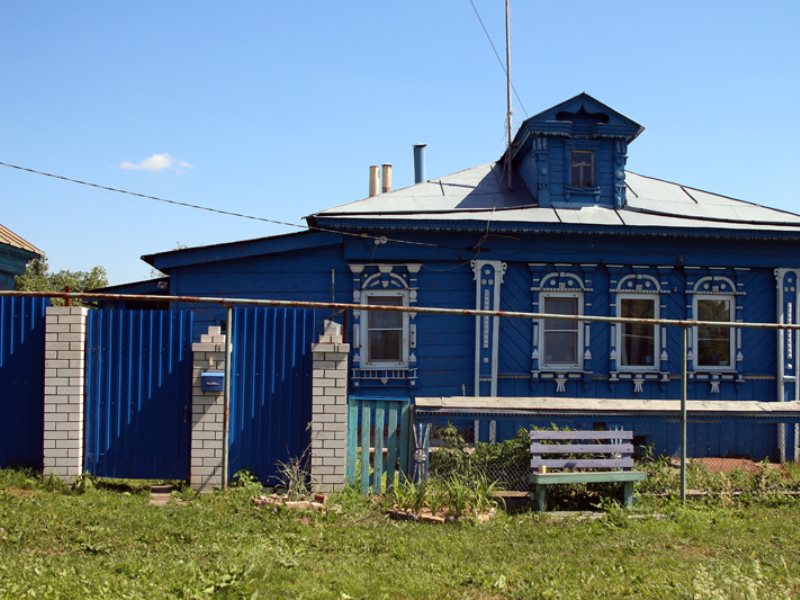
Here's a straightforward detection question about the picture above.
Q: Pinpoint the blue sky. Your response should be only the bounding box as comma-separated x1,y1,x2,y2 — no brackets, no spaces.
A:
2,1,798,285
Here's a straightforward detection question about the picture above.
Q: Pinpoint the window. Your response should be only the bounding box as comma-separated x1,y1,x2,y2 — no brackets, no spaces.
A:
619,296,658,368
695,297,734,368
363,292,407,367
542,295,581,368
570,150,594,188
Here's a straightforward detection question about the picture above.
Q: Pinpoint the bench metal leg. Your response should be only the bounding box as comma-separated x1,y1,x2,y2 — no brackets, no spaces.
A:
534,486,547,512
623,481,635,507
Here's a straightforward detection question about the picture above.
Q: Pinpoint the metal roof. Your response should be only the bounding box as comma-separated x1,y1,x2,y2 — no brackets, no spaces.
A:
312,163,800,233
0,223,43,256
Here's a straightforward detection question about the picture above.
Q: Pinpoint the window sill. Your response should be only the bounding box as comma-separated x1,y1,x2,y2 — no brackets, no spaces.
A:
351,367,417,388
565,186,600,200
692,369,741,377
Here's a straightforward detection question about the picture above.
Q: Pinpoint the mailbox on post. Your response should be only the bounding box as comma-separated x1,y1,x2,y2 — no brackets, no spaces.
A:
200,371,224,393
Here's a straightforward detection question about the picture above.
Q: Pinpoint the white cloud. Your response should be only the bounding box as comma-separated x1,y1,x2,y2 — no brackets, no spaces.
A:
119,153,192,172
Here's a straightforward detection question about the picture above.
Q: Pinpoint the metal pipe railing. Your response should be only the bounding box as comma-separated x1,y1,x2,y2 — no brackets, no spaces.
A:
2,289,799,332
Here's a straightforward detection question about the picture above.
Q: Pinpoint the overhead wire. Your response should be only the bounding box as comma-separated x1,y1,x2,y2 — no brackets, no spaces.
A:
421,202,497,273
465,0,528,118
0,160,438,248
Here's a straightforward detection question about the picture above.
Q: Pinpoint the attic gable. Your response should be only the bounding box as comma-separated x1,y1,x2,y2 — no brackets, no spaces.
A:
509,94,644,209
515,92,644,144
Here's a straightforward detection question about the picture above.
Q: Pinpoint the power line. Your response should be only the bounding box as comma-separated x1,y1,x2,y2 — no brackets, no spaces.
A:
0,160,437,248
465,0,528,118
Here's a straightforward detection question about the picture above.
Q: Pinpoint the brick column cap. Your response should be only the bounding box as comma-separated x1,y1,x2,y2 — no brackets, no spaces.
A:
312,342,350,353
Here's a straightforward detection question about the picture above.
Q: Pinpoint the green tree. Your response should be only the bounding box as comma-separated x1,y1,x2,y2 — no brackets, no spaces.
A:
15,258,108,305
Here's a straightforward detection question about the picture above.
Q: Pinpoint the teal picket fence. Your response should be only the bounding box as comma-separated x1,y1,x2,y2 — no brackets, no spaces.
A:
346,397,411,495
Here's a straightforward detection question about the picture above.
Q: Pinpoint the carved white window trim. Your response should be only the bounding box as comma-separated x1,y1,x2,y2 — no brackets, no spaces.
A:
685,269,746,388
349,263,420,387
530,264,596,392
360,289,409,369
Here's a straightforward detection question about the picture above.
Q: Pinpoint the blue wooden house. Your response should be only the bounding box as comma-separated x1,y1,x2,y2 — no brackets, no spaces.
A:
129,94,800,460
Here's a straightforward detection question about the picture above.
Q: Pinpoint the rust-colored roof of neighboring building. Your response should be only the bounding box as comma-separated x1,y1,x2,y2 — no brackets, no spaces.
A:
0,223,43,256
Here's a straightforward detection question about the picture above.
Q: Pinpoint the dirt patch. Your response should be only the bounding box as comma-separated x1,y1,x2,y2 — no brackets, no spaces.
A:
4,487,36,497
689,458,774,474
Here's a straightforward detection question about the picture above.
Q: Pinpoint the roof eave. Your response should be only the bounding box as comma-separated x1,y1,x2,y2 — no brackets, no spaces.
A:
143,230,343,271
311,216,800,241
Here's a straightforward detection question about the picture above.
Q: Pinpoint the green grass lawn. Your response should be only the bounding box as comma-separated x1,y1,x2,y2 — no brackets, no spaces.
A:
1,469,799,599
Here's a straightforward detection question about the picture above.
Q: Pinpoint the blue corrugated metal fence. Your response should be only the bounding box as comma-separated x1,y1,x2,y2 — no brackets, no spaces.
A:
0,297,48,469
84,309,194,479
229,306,316,484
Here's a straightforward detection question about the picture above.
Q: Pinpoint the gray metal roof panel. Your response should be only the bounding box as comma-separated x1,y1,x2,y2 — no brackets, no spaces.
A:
555,206,625,226
312,163,800,233
316,163,533,216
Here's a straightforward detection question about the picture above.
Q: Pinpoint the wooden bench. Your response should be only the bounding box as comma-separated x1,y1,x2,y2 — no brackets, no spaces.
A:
529,430,647,511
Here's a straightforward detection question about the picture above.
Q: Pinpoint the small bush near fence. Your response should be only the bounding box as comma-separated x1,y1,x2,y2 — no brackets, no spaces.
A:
637,448,800,500
430,424,531,491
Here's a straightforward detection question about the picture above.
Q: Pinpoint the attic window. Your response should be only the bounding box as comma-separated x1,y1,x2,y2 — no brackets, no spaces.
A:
570,150,594,188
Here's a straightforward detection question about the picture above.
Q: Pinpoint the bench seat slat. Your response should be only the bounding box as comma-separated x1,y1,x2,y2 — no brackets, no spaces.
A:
531,471,647,485
531,458,634,469
530,430,633,441
530,442,633,454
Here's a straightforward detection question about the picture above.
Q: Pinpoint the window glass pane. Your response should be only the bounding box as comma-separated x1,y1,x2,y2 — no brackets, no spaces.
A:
570,151,594,187
697,299,730,322
621,298,655,367
697,299,732,367
571,164,582,187
544,331,577,364
543,296,579,365
621,298,654,319
544,297,578,332
368,330,402,362
367,296,403,329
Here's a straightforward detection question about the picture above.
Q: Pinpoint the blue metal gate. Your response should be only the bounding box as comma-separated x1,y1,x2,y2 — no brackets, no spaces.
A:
0,297,48,469
229,306,316,484
85,309,194,479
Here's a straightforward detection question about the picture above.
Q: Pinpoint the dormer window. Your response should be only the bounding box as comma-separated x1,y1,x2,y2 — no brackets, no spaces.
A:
570,150,594,188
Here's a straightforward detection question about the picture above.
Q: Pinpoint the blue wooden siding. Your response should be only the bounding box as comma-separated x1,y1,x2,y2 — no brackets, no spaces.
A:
84,309,194,479
0,296,48,468
228,306,316,485
172,247,350,340
154,227,796,459
415,265,474,396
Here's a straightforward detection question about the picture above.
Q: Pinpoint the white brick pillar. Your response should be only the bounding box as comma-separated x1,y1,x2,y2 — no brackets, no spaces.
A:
190,326,227,492
310,321,350,493
43,306,88,482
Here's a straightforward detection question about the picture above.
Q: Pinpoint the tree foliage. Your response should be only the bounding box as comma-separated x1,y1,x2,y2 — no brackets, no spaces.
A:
14,258,108,304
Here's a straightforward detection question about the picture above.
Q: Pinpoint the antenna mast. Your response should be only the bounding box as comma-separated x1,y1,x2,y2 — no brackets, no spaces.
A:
504,0,513,190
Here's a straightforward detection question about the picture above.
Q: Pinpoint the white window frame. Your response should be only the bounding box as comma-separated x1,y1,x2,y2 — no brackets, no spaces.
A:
693,294,736,371
361,289,409,368
540,292,584,370
617,293,660,371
